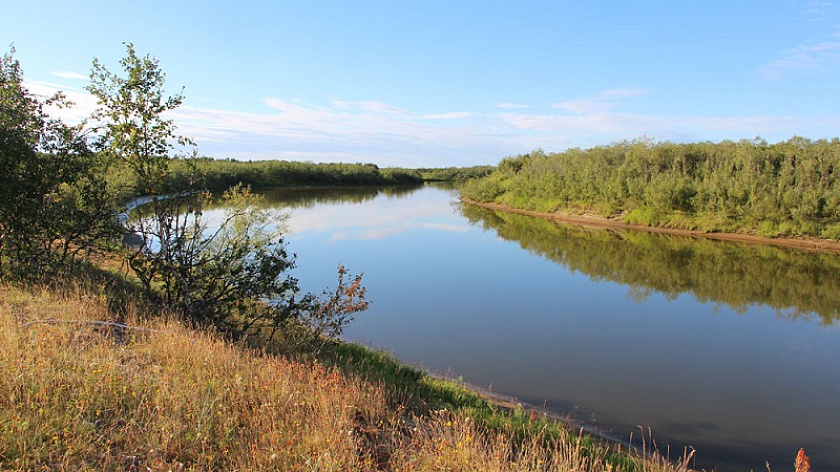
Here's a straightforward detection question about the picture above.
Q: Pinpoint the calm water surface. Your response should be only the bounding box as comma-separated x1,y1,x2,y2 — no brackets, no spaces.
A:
262,185,840,472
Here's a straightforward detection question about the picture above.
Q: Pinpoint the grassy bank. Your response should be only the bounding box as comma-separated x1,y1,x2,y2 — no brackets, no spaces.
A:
0,279,693,472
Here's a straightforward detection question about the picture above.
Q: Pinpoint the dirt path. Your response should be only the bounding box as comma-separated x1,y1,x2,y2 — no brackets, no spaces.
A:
462,198,840,254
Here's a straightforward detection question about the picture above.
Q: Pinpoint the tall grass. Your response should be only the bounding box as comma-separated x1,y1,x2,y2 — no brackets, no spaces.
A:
0,282,693,471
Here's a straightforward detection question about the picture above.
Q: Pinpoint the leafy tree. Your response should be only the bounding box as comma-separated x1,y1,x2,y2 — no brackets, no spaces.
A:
89,44,367,341
88,43,199,299
88,43,193,197
0,48,117,278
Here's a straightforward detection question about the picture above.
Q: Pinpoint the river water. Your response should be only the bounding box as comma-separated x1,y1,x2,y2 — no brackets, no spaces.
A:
260,184,840,472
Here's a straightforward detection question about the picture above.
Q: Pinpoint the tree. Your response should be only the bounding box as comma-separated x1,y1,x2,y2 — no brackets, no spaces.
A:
0,48,117,278
89,44,367,341
88,42,192,197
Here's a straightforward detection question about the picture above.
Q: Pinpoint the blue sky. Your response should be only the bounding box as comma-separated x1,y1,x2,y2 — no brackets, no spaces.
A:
4,1,840,167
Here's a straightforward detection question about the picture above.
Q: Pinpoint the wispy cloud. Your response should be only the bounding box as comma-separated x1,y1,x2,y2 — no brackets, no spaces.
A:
553,88,648,113
420,112,471,120
166,100,510,166
762,30,840,77
51,70,88,80
330,99,409,115
496,102,531,109
803,1,836,22
26,80,98,122
496,109,840,145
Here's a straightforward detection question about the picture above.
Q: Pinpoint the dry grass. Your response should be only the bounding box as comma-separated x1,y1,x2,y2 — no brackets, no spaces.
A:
0,282,692,471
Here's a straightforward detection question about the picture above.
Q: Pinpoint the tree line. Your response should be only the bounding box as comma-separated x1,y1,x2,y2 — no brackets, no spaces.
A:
417,165,495,182
106,157,423,202
460,138,840,239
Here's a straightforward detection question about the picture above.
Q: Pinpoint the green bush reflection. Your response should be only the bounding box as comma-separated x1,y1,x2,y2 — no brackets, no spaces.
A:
462,204,840,325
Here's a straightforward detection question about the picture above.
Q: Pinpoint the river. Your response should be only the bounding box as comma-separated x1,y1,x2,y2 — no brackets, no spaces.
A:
259,184,840,472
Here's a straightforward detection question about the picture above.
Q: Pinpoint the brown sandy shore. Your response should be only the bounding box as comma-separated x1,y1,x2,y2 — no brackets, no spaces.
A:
462,198,840,255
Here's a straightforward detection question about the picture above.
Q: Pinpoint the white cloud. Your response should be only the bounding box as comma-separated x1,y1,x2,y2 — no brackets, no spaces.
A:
329,99,409,115
496,102,531,109
166,100,515,166
51,70,88,80
553,88,648,113
496,109,840,145
803,1,836,22
420,112,471,120
762,30,840,77
24,80,98,123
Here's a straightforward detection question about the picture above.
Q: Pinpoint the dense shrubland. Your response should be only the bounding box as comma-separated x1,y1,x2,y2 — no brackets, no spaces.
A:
461,138,840,239
418,165,496,182
0,49,119,278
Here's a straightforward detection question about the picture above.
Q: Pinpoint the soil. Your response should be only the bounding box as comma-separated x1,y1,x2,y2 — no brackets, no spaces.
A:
461,198,840,254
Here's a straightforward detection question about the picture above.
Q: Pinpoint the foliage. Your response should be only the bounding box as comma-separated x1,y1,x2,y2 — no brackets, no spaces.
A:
88,43,194,197
282,264,369,352
461,139,840,239
89,44,367,343
180,159,423,192
0,48,118,279
125,186,368,341
418,165,496,182
105,157,425,202
125,187,287,329
111,158,423,197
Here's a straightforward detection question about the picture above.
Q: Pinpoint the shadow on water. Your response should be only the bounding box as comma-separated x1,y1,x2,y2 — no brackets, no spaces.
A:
460,204,840,325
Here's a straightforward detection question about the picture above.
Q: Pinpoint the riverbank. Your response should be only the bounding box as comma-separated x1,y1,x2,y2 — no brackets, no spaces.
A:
462,198,840,254
0,277,691,472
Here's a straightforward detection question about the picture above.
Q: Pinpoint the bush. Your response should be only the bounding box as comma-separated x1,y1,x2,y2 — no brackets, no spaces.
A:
0,48,118,279
91,44,368,344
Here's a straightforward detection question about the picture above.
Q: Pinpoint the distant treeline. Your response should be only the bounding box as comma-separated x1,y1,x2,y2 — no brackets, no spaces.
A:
108,158,425,200
461,137,840,239
418,165,496,182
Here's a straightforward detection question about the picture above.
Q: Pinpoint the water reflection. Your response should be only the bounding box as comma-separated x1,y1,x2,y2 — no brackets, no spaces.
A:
461,204,840,325
252,185,840,472
262,185,470,242
259,185,423,209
